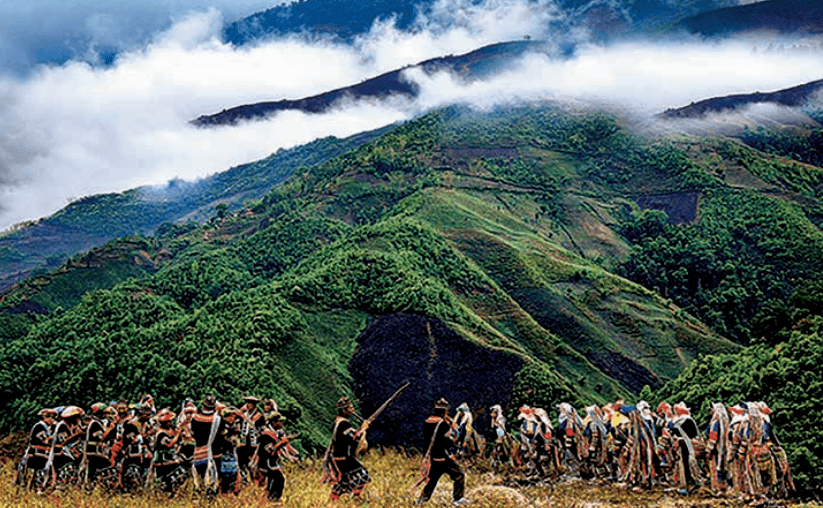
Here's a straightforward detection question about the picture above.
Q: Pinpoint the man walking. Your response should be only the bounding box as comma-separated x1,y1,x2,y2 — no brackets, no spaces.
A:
416,398,470,506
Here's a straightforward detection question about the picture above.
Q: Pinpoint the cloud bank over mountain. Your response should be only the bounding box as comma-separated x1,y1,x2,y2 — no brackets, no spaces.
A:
1,0,821,231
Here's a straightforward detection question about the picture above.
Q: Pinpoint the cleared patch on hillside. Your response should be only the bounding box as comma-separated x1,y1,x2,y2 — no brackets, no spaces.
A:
635,191,700,225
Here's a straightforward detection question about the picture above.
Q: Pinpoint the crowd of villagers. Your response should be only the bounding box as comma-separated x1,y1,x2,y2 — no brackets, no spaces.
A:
479,399,795,505
12,390,796,506
13,394,299,504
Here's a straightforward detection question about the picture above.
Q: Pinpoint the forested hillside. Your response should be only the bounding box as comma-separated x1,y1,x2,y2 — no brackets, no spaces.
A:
2,102,823,488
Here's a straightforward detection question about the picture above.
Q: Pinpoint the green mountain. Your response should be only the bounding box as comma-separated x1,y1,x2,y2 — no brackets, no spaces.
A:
2,103,823,487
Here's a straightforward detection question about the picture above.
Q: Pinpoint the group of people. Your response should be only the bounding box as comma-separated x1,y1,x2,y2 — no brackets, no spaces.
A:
475,399,795,504
14,394,299,503
13,391,796,506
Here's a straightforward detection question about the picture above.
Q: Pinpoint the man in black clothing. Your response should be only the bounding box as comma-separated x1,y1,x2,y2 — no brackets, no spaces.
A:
257,410,290,503
83,402,116,487
214,407,243,494
15,408,56,488
417,398,470,506
324,396,371,502
190,395,221,493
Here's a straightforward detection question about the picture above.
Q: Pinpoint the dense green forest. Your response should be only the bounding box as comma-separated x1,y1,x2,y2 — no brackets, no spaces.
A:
1,103,822,488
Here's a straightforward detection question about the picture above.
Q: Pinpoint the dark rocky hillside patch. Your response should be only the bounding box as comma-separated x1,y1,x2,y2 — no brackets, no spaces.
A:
350,313,523,449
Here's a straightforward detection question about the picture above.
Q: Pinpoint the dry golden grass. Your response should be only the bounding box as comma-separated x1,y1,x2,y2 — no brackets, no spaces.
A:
2,451,820,508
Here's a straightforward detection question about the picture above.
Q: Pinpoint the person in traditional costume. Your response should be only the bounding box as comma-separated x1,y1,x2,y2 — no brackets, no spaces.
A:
82,402,116,488
113,403,153,492
607,402,631,482
176,400,197,469
452,403,484,464
515,405,541,473
705,402,730,494
15,407,56,489
214,406,243,494
669,402,706,494
489,404,510,468
754,402,795,498
636,401,662,477
415,398,469,506
323,396,371,502
654,401,677,483
582,405,609,479
257,409,299,504
620,404,657,490
190,395,222,494
152,408,188,494
728,403,755,500
237,395,264,477
746,401,787,501
557,402,588,475
49,405,86,488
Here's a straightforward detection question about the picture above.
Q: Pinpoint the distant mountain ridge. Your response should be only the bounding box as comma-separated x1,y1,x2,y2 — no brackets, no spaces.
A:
678,0,823,36
192,40,551,127
660,78,823,119
222,0,737,47
223,0,422,46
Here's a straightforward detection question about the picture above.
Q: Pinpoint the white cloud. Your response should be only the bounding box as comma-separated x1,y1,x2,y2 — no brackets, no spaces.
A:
354,0,563,70
407,40,823,115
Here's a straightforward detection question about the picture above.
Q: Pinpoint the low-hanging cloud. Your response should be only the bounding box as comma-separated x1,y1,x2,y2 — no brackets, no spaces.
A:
1,0,822,232
409,40,823,114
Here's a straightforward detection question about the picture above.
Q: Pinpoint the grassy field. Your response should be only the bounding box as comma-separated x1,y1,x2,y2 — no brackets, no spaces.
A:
3,449,818,508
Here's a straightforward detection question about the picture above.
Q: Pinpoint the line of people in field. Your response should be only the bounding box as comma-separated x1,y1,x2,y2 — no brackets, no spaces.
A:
467,399,795,504
13,394,298,503
13,392,797,506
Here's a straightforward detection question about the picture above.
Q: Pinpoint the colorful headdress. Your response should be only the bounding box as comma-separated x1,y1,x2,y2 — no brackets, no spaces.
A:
156,408,176,423
90,402,108,415
673,402,690,417
434,398,450,410
201,395,217,411
38,408,57,417
61,406,84,419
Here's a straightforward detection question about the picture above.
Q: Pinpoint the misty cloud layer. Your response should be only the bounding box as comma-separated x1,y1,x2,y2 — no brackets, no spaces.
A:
1,0,822,231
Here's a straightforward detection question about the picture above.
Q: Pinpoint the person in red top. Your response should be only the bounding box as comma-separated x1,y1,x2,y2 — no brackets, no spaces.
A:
153,408,187,494
257,409,299,503
416,398,469,506
238,396,263,478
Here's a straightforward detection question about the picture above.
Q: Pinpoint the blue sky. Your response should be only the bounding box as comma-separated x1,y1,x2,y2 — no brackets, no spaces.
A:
0,0,281,75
